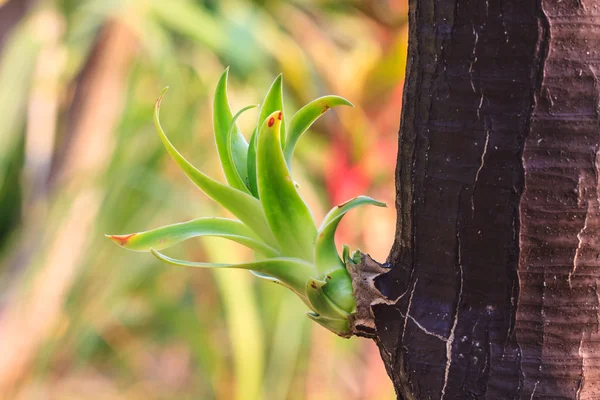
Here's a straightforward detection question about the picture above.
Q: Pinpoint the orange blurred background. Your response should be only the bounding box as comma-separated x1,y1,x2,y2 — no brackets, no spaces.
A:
0,0,407,398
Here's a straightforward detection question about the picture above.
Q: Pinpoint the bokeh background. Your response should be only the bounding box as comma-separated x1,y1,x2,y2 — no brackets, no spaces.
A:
0,0,407,398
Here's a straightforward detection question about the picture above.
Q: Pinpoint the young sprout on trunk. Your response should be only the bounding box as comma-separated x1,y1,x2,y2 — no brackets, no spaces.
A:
106,69,385,337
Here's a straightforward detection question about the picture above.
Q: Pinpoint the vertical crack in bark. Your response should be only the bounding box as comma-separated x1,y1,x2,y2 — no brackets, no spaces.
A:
569,187,591,288
576,331,585,400
401,278,419,342
473,130,489,186
440,216,465,400
476,93,484,120
530,381,539,400
469,25,478,93
471,129,490,213
517,342,525,394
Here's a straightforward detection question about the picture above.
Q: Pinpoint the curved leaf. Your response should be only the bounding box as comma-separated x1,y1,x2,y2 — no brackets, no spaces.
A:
214,68,250,190
306,312,350,337
250,270,279,282
257,111,317,260
259,74,286,145
154,88,278,249
305,278,349,320
284,95,353,167
227,105,258,194
106,217,278,257
315,196,385,276
247,127,259,197
152,249,314,298
248,75,286,197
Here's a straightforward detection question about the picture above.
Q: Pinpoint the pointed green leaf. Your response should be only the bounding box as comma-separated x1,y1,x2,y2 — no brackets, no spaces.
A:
106,217,278,257
342,244,361,265
284,96,353,167
342,244,352,265
315,196,385,276
247,127,259,197
305,278,349,320
249,271,315,311
249,270,279,282
306,312,350,337
320,195,386,228
154,88,278,249
257,111,317,260
214,69,250,189
226,104,258,194
259,75,286,145
152,249,314,298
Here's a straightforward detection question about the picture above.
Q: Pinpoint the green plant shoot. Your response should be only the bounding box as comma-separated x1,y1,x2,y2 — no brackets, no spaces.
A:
106,69,385,337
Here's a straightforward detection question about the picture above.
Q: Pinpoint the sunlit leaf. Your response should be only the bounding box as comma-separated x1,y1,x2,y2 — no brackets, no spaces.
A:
105,217,278,257
227,104,258,194
257,111,317,260
214,69,250,191
247,127,259,198
315,196,385,276
152,249,314,298
258,74,286,145
283,95,353,167
154,88,278,248
250,270,279,282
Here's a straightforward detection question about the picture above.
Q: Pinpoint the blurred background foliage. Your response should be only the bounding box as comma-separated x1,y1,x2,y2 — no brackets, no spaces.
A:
0,0,406,398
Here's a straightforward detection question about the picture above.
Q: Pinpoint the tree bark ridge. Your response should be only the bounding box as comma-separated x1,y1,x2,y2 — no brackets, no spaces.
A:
517,2,600,398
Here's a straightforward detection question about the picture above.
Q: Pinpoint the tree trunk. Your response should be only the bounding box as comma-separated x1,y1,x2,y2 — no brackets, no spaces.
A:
361,0,600,398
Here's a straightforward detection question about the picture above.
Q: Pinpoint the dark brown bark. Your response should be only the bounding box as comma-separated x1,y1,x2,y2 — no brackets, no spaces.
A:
355,0,600,398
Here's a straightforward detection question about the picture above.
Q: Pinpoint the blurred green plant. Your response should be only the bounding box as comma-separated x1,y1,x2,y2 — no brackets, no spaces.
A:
107,69,385,336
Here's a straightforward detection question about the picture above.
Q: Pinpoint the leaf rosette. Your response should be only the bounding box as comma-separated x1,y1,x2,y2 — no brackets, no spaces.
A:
106,69,385,336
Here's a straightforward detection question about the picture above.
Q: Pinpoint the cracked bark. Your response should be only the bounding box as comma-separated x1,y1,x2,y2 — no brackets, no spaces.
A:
350,0,600,398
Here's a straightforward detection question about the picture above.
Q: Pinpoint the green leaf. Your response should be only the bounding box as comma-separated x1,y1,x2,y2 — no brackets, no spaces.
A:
213,68,250,190
342,244,361,265
321,268,356,314
259,75,286,145
247,127,259,198
283,95,353,167
315,196,385,276
227,105,258,194
305,278,349,320
249,270,279,282
306,312,350,337
151,249,314,298
106,217,278,257
154,88,278,248
257,111,317,260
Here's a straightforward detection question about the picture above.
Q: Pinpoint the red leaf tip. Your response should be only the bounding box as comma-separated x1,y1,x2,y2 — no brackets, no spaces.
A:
107,233,136,246
156,87,169,109
277,111,282,120
336,198,353,208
